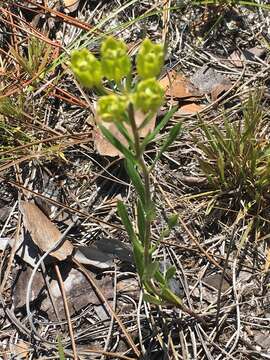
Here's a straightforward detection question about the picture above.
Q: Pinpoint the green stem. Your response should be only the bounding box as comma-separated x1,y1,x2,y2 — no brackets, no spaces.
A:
128,105,152,268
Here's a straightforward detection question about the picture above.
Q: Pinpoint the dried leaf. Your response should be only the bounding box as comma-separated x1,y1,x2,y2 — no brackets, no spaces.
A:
191,65,231,100
203,273,230,292
13,233,45,267
94,111,156,157
177,103,204,115
160,70,202,99
228,47,266,68
211,83,231,101
73,246,114,269
228,50,244,67
10,340,29,359
19,201,73,261
0,237,10,251
96,238,133,263
117,277,139,299
254,331,270,349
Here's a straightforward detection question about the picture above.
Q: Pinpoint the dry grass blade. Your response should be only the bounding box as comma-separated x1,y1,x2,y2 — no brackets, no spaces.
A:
19,200,74,261
54,264,78,360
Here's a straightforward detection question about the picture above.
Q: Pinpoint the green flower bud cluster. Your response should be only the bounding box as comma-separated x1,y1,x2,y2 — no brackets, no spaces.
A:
136,38,164,80
70,48,102,88
97,95,128,123
70,37,165,122
101,37,131,83
133,78,164,114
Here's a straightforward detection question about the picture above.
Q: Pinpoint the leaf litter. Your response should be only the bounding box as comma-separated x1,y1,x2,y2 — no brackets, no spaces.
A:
1,1,270,359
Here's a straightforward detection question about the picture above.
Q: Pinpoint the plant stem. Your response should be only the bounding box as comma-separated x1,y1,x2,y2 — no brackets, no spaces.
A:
128,105,152,267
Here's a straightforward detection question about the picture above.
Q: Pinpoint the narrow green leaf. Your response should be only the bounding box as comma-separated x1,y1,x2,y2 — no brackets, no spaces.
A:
137,198,146,243
150,122,182,172
143,292,163,306
57,336,66,360
125,159,145,203
200,122,219,154
132,237,144,278
161,286,182,307
217,155,225,184
143,261,159,280
167,214,178,229
154,269,166,286
99,124,136,163
165,266,176,282
115,121,134,149
117,200,135,240
198,158,217,178
194,139,217,159
141,106,178,147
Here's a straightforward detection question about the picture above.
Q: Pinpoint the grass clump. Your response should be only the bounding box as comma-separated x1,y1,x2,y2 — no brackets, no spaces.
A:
194,93,270,213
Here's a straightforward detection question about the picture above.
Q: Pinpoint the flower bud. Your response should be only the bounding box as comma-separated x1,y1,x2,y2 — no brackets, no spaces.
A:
97,94,128,122
133,78,164,113
70,49,102,88
136,39,164,79
101,36,131,83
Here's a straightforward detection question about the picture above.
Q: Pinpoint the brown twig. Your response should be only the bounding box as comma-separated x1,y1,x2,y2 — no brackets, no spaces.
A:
54,264,78,360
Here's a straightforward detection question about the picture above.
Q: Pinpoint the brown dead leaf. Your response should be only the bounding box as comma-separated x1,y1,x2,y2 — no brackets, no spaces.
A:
93,122,125,157
73,245,114,269
177,103,204,115
211,83,231,101
19,201,73,261
228,50,244,68
10,340,29,359
94,111,156,157
203,273,230,292
160,70,202,99
228,47,266,68
117,277,139,299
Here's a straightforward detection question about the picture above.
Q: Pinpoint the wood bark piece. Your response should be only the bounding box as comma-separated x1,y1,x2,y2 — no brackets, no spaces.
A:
19,201,73,261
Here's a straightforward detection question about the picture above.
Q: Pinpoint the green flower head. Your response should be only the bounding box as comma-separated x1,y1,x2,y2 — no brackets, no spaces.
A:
70,49,102,88
133,78,164,113
97,94,128,122
136,39,164,79
101,36,131,83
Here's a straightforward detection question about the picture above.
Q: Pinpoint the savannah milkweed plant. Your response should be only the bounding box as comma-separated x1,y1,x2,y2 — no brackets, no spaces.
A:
70,37,183,308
